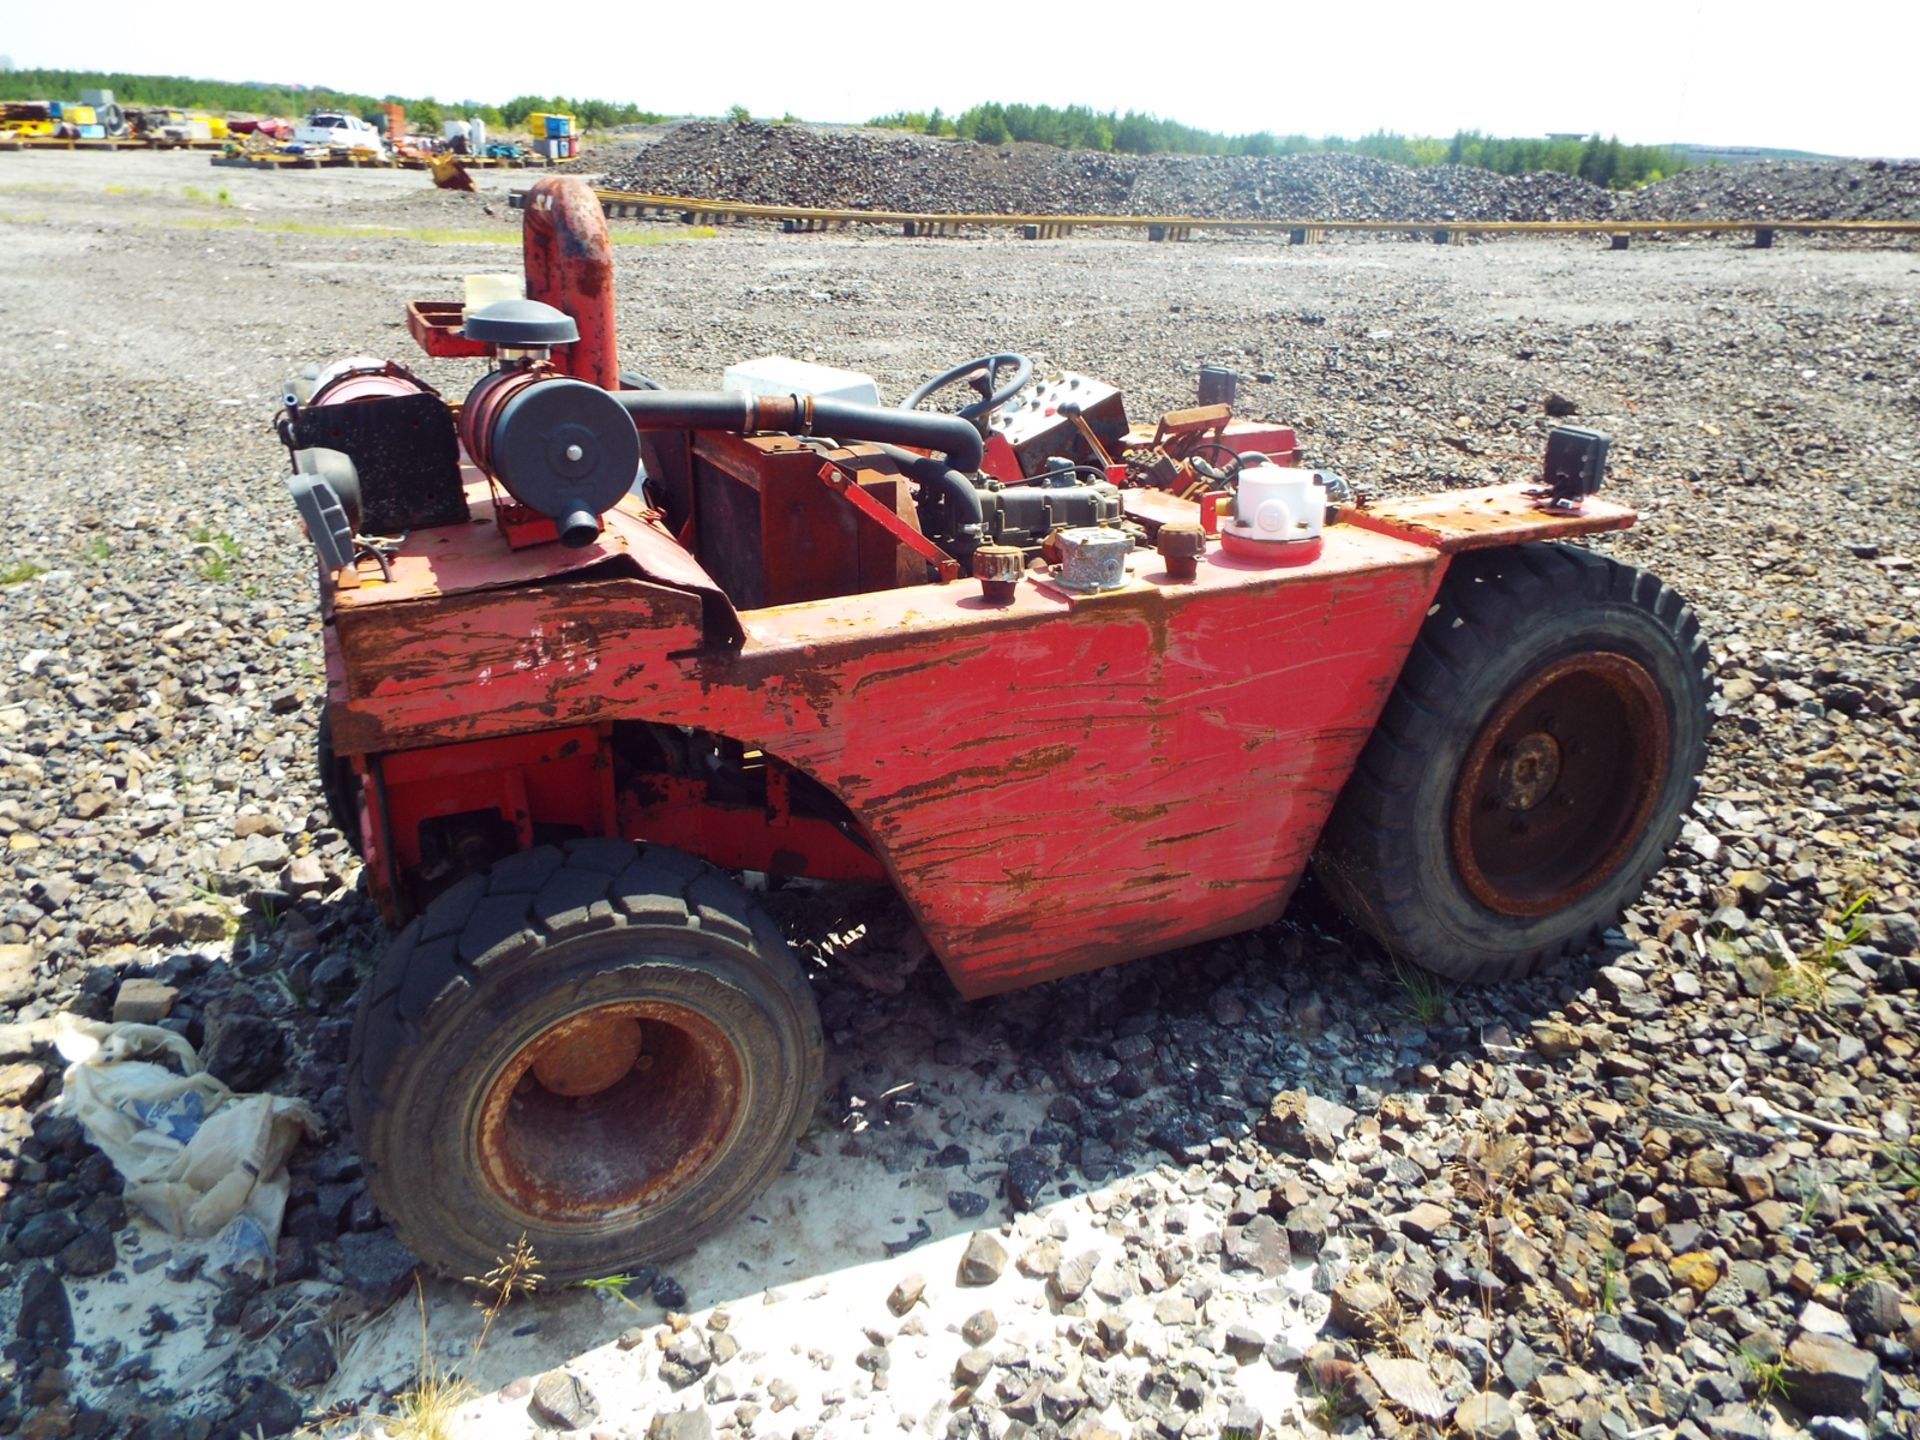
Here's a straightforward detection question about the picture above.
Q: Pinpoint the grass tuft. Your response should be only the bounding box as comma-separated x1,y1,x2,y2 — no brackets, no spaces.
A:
1598,1246,1623,1315
1392,959,1452,1026
388,1235,542,1440
1768,891,1870,1007
0,559,44,585
1738,1344,1792,1405
137,216,718,245
1877,1144,1920,1197
575,1272,650,1312
188,525,241,582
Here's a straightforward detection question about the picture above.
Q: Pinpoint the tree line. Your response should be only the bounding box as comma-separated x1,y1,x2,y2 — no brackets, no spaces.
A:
867,104,1683,188
0,69,1683,185
0,68,666,132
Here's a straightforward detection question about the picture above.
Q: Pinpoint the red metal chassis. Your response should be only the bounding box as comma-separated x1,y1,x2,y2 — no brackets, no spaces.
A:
326,178,1636,999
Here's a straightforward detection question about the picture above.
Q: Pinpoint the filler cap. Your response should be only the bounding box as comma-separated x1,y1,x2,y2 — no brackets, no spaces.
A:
462,298,580,348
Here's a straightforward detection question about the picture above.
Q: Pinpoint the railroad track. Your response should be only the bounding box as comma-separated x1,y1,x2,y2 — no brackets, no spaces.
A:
0,135,550,169
510,186,1920,248
0,135,227,152
208,152,551,172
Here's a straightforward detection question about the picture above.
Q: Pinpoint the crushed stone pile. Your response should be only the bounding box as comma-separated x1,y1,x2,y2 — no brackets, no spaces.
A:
595,122,1615,221
594,122,1920,223
1620,157,1920,220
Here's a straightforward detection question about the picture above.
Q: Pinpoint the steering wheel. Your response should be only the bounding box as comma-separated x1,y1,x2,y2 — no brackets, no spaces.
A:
900,352,1034,425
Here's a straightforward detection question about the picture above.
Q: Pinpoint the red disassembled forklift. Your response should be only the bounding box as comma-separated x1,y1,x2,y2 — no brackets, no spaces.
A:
278,177,1709,1280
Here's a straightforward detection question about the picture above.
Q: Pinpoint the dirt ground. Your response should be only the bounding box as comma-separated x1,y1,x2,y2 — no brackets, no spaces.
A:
2,149,1918,1438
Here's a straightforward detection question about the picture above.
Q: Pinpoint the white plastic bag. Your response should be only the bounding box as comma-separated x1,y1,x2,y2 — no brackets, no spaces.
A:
54,1017,319,1272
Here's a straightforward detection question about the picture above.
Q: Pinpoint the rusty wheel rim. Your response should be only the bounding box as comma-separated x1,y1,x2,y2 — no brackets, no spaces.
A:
1449,652,1669,918
476,1000,743,1226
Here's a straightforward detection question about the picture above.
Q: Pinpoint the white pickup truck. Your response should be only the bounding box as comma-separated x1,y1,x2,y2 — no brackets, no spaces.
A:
293,111,385,152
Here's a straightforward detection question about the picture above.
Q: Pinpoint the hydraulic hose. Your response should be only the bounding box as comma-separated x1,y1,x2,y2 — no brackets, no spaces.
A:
871,445,984,538
612,390,985,475
875,443,990,537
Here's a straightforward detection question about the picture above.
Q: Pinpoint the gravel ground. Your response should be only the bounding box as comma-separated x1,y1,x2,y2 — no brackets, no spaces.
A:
585,122,1920,223
1,151,1918,1440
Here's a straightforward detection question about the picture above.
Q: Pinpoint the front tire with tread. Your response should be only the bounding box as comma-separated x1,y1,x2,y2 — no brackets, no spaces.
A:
1315,542,1710,983
347,838,823,1282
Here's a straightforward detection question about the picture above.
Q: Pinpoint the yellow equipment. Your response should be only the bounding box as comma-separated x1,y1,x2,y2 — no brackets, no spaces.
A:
0,102,54,137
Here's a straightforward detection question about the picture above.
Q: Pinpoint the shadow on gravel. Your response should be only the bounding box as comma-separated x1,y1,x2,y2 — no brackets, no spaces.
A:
296,875,1588,1405
8,869,1594,1429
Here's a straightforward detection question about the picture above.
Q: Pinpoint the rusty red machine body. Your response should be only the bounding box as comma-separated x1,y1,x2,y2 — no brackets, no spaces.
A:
283,178,1704,1281
307,180,1632,1000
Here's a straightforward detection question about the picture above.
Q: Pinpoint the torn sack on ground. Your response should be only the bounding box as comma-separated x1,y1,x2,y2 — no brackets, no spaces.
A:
53,1017,320,1279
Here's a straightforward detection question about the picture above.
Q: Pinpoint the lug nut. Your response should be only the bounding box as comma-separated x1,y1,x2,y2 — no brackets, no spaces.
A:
972,544,1025,605
1156,522,1208,581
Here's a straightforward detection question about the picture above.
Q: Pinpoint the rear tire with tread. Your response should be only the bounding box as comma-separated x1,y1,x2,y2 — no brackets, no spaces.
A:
1315,542,1710,983
347,838,822,1282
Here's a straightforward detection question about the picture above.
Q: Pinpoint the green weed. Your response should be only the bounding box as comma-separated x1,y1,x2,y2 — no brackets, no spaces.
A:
1393,959,1452,1026
1823,1261,1893,1288
1598,1247,1623,1315
0,560,43,585
189,525,241,582
1877,1144,1920,1196
1300,1365,1362,1426
1769,891,1871,1006
136,216,716,245
388,1236,543,1440
575,1272,649,1313
81,536,110,562
1798,1164,1824,1226
1738,1344,1792,1405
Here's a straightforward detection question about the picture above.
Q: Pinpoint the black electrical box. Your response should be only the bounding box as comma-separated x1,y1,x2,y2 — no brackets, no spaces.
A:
1543,426,1611,502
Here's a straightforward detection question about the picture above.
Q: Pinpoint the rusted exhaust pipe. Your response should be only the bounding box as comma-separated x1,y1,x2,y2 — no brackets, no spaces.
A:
521,176,618,390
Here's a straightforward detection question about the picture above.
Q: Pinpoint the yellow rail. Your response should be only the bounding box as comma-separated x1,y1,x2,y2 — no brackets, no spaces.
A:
571,188,1920,240
0,135,227,152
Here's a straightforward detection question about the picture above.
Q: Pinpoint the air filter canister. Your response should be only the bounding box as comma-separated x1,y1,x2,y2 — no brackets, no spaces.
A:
463,370,641,548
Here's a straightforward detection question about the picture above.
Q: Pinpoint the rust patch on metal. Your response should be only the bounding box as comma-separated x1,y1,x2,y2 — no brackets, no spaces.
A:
529,1014,645,1097
476,1000,743,1223
1345,483,1636,553
1449,651,1669,917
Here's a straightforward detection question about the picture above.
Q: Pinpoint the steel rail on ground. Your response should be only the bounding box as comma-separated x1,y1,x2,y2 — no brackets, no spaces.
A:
525,187,1920,245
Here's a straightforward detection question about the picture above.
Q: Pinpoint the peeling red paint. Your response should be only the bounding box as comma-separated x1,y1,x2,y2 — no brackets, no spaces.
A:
328,480,1629,997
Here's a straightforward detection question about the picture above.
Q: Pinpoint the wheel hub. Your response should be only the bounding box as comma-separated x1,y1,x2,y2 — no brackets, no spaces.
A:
529,1014,645,1097
1494,732,1562,811
1450,652,1669,918
476,1000,743,1224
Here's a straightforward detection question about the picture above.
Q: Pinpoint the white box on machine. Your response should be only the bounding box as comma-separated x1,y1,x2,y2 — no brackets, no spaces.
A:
722,356,880,408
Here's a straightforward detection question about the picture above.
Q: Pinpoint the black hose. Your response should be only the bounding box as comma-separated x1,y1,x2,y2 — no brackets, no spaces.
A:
612,390,983,474
812,398,984,474
613,390,758,430
871,445,984,538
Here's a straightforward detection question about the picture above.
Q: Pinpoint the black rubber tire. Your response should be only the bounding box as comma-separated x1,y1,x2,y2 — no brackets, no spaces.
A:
1314,542,1710,983
347,838,823,1282
315,712,363,858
